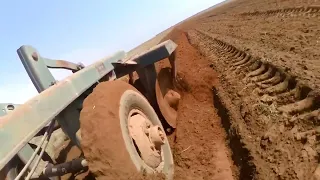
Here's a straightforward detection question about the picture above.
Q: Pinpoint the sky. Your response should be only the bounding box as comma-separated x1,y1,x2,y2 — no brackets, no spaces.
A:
0,0,223,104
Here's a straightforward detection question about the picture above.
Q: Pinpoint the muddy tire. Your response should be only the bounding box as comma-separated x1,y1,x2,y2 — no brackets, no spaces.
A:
80,80,174,180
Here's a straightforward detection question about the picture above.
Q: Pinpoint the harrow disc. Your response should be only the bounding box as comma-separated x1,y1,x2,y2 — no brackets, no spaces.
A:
155,67,181,129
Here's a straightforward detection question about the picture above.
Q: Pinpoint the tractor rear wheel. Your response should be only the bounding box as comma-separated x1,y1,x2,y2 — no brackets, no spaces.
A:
79,80,174,180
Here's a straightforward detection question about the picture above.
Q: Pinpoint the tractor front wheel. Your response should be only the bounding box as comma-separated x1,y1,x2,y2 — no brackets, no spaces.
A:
79,80,174,180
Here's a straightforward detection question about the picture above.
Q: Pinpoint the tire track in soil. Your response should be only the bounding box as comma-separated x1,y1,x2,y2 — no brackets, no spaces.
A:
200,6,320,25
197,12,320,91
240,6,320,18
156,30,236,180
187,29,320,180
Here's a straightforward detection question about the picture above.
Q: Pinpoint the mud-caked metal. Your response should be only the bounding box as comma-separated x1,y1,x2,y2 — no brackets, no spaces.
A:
0,40,177,179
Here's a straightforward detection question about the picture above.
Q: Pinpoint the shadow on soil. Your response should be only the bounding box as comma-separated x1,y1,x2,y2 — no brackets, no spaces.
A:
212,86,256,180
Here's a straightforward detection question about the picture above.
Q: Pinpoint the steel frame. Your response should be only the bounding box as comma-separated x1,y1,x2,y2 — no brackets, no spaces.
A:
0,40,177,173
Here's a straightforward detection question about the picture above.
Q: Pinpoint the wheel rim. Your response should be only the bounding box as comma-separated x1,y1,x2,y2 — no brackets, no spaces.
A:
119,89,174,179
127,109,165,170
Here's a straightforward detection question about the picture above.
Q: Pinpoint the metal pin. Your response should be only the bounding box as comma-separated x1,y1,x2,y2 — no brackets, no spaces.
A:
32,52,38,61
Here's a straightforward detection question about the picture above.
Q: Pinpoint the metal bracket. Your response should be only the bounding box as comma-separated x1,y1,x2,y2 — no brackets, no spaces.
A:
17,46,56,92
113,40,177,78
43,58,84,72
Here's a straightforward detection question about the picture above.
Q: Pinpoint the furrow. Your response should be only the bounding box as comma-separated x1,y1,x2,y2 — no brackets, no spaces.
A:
240,5,320,18
196,31,320,117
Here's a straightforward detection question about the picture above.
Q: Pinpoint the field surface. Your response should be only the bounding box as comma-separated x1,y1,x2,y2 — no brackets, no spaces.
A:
149,0,320,179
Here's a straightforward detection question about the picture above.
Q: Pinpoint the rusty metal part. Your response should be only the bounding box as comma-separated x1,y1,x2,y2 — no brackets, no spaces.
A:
43,58,84,72
155,67,181,128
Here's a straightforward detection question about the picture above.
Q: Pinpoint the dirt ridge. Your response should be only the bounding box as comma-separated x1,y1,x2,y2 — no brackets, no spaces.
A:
240,5,320,17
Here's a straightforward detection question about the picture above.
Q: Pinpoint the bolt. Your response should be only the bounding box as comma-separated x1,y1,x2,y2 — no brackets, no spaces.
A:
32,52,38,61
144,128,149,135
158,127,164,140
50,81,57,86
149,126,165,147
